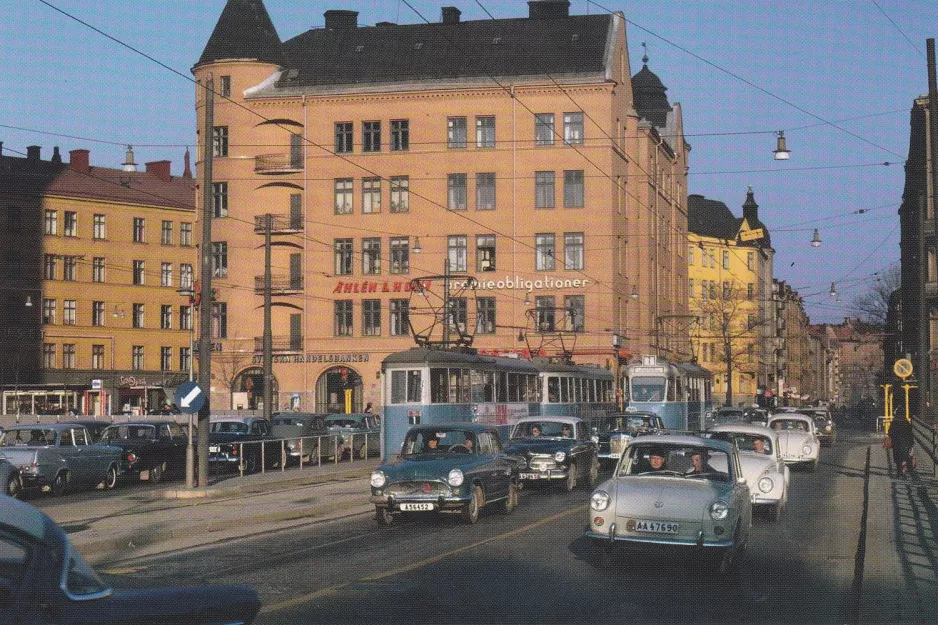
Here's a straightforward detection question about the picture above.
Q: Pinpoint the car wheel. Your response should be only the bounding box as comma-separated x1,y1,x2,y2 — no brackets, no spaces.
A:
103,465,119,490
150,462,164,483
563,463,577,492
6,475,22,499
585,456,599,489
461,485,483,524
51,472,68,497
717,522,745,574
500,481,519,514
375,506,394,526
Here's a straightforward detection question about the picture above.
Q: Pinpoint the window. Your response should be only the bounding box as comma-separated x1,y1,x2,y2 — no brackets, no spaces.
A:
391,120,409,151
93,214,106,240
447,117,467,148
536,234,555,271
334,178,353,214
391,370,422,404
132,303,145,328
179,347,191,373
161,220,173,245
180,264,193,289
709,281,717,299
476,173,495,210
161,305,173,330
62,344,76,369
702,281,709,300
748,314,757,330
44,210,57,235
390,299,409,336
688,278,694,297
362,238,381,275
64,211,77,237
161,263,172,287
335,122,353,153
43,343,56,368
334,300,353,336
180,222,192,246
535,113,555,146
362,177,381,213
564,112,584,145
63,256,77,281
133,218,145,243
63,300,76,326
535,296,556,331
92,258,105,283
477,297,496,334
213,182,228,218
334,239,353,276
161,347,173,371
132,346,144,371
7,205,21,232
448,298,467,334
42,299,56,324
212,302,227,338
476,116,495,148
133,260,145,285
92,345,104,370
212,242,227,278
212,126,228,156
92,301,105,327
390,176,409,212
723,281,731,299
564,233,584,270
747,252,755,270
43,254,57,280
747,283,755,300
565,295,585,331
363,121,381,152
722,250,730,270
180,305,192,331
477,235,496,272
563,170,584,208
448,235,467,272
219,75,231,97
390,237,410,274
362,299,381,336
535,171,555,208
448,174,467,210
289,193,303,229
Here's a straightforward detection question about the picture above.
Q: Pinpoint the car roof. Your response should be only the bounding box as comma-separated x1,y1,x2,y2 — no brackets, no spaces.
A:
104,421,174,427
1,496,54,542
409,423,495,433
709,423,777,436
512,416,582,425
628,434,734,453
768,413,812,423
210,416,258,423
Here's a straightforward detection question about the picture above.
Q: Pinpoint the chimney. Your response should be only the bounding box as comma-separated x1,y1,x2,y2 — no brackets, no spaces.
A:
441,7,461,24
51,146,62,165
742,185,759,225
324,10,358,31
26,145,40,168
146,160,172,183
69,149,90,174
528,0,570,19
183,148,193,179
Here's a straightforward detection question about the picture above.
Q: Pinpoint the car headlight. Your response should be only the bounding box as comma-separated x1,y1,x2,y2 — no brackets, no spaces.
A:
370,470,386,488
554,451,566,463
590,490,610,511
448,468,464,487
709,501,729,520
802,444,813,455
758,477,774,493
825,425,832,432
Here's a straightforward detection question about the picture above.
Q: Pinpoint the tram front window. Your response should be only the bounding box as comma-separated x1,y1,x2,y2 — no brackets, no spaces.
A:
631,380,666,402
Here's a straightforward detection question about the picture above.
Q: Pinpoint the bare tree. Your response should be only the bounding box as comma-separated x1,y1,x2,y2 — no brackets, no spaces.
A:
849,265,900,325
212,335,256,410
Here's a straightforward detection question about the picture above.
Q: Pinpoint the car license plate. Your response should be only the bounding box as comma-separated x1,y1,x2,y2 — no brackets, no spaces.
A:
400,503,434,511
520,472,545,480
209,445,220,453
635,520,679,534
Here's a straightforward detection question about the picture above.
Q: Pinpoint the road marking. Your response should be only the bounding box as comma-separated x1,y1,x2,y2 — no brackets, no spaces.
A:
99,566,146,575
181,386,202,408
260,506,581,614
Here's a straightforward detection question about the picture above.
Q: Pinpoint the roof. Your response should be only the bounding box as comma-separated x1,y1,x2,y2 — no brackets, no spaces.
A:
629,434,733,453
687,194,740,240
708,423,776,437
196,0,285,69
631,63,672,127
383,348,540,373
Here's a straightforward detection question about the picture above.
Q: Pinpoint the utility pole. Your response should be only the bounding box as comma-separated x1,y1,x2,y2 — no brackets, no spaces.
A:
197,75,214,487
923,38,938,421
263,214,273,421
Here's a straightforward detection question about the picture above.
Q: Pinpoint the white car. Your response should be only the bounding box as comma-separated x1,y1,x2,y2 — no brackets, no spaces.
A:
586,435,753,573
766,413,820,471
708,423,790,521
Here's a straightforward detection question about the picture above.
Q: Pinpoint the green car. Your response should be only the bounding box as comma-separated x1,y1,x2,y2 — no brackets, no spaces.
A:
370,423,520,525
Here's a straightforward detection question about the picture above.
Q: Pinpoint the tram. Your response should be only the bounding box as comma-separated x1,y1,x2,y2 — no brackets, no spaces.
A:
380,347,615,459
624,355,713,431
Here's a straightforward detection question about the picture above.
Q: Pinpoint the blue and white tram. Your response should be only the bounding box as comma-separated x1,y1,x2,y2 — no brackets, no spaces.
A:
535,359,615,423
624,355,713,431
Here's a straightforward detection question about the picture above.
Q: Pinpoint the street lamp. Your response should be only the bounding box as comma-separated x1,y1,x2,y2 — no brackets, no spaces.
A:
773,131,791,160
811,229,822,247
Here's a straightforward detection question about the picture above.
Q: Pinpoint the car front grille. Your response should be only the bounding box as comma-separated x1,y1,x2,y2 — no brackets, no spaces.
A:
529,455,557,471
385,481,452,498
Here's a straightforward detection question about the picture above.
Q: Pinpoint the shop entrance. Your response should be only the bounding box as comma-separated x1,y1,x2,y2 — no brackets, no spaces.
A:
315,366,362,413
232,367,279,411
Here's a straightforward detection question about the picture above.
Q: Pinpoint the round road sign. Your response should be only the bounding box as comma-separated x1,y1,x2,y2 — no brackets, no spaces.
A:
894,358,914,379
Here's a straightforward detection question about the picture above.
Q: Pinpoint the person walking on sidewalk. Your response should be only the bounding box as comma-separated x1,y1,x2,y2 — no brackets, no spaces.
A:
888,414,915,475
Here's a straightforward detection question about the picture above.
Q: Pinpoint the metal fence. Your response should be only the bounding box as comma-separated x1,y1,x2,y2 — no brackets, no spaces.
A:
908,416,938,479
213,431,380,478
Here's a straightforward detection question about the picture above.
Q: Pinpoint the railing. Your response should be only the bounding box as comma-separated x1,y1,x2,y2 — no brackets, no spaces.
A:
908,415,938,478
253,276,304,295
253,336,303,353
254,153,303,174
211,431,381,478
253,214,303,234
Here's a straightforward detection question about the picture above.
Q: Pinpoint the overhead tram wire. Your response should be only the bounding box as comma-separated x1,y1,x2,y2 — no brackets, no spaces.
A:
871,0,926,60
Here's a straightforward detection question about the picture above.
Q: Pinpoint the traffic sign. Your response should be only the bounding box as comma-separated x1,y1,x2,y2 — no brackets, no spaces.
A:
174,381,206,414
894,358,914,379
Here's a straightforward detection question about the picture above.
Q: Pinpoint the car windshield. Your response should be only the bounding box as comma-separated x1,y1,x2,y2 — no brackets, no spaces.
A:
2,428,56,446
711,432,774,455
714,410,743,423
770,419,808,431
402,430,476,456
619,444,731,482
102,425,156,441
511,421,573,439
626,416,655,429
210,422,249,434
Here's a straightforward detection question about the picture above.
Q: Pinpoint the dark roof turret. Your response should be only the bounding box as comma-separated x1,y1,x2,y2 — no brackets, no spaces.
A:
631,55,672,128
195,0,284,69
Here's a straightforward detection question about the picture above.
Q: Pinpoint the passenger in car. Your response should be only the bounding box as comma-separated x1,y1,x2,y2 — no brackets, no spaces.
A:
686,449,719,476
561,424,572,438
753,438,771,455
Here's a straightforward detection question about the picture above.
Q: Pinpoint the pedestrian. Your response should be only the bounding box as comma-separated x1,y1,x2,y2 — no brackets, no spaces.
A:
887,413,915,475
364,402,373,414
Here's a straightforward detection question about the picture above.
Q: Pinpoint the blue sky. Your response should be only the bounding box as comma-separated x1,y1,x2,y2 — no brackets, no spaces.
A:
5,1,934,323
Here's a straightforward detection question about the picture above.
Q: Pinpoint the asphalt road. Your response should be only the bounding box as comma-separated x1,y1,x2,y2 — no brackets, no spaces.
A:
90,426,934,624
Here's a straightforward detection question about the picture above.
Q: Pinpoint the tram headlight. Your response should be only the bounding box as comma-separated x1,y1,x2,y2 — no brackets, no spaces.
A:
370,470,386,488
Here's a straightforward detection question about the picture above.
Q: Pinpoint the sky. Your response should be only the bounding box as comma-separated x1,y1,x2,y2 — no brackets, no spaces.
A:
4,0,935,324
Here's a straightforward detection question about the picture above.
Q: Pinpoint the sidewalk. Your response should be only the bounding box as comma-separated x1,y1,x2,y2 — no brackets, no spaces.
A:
34,459,382,565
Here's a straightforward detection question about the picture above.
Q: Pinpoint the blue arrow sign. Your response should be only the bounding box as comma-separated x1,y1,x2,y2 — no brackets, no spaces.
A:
174,381,206,414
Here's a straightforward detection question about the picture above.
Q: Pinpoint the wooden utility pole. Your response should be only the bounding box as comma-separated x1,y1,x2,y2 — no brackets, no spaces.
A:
197,76,214,487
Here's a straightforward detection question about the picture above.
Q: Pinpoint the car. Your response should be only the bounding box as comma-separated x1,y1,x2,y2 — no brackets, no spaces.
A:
708,423,790,521
804,407,837,446
0,425,122,496
0,457,22,499
370,423,520,525
98,421,188,483
0,496,261,625
269,412,342,464
709,407,746,427
593,411,665,469
742,407,769,426
504,416,599,491
325,413,380,459
586,435,752,573
208,416,278,473
59,419,112,443
766,413,821,471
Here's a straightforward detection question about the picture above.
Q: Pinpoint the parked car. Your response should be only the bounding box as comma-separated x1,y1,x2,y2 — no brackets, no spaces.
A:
370,423,520,525
586,435,752,573
804,407,837,446
208,416,277,473
708,423,790,521
504,416,599,491
0,457,22,499
59,419,112,443
269,413,342,464
325,413,380,459
593,411,665,469
98,421,188,483
0,425,122,496
0,496,261,624
766,413,820,471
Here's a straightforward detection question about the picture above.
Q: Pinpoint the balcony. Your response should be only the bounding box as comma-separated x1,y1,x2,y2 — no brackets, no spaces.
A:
254,153,303,174
254,275,304,295
254,335,303,354
253,214,303,234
